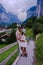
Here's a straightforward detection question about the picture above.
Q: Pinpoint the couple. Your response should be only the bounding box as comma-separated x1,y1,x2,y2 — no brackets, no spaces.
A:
16,26,27,57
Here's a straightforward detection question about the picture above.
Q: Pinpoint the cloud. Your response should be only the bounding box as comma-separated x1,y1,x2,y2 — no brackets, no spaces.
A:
0,0,37,21
17,9,27,22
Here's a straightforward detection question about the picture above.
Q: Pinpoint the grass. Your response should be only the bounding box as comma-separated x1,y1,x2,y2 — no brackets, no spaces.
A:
35,33,43,65
0,44,9,49
25,28,34,37
5,51,19,65
0,44,18,62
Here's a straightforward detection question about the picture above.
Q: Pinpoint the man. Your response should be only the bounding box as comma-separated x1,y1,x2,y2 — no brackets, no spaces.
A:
16,26,22,54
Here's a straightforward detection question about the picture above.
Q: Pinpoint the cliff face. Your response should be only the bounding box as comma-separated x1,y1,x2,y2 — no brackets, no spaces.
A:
37,0,43,18
40,0,43,16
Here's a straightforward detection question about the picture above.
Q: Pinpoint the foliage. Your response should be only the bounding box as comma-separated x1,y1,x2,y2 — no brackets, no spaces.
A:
6,29,16,43
25,16,37,28
36,17,43,24
0,44,8,49
32,17,43,36
36,33,43,65
32,22,43,36
24,16,43,36
8,23,17,28
25,28,34,38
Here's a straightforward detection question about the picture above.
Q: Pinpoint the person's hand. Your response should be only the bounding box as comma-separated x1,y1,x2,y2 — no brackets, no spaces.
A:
20,40,25,42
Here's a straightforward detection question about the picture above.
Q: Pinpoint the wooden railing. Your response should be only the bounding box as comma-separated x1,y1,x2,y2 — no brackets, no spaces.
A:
0,42,19,65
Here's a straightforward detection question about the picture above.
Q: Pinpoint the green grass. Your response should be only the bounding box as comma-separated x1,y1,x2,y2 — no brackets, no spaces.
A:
25,28,34,37
0,44,18,62
5,51,19,65
0,44,9,49
36,33,43,65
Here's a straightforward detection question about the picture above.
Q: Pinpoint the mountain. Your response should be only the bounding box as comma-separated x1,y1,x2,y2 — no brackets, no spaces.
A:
22,6,37,24
0,4,10,26
7,6,37,24
7,12,21,24
0,4,21,26
27,6,37,19
0,4,37,26
0,4,6,13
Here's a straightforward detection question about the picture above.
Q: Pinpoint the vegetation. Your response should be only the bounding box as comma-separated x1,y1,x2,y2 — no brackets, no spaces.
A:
0,29,16,44
8,23,17,28
36,33,43,65
6,29,16,43
25,28,34,37
24,17,43,65
5,51,19,65
0,44,9,49
32,17,43,36
0,44,18,62
22,16,37,28
0,32,6,37
0,16,43,65
22,17,36,28
24,16,43,37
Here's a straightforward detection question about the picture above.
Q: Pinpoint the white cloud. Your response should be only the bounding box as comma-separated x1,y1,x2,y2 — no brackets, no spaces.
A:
0,0,37,21
17,9,27,22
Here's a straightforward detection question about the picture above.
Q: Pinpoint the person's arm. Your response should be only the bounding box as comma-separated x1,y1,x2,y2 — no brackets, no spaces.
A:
16,32,25,42
16,34,20,40
20,39,25,42
16,35,25,42
20,35,26,42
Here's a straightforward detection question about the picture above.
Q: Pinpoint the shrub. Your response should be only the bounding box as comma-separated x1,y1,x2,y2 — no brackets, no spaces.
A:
6,29,16,44
32,17,43,36
32,22,43,36
36,33,43,64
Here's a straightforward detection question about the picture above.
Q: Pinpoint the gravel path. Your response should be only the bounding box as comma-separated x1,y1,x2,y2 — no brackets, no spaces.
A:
13,40,35,65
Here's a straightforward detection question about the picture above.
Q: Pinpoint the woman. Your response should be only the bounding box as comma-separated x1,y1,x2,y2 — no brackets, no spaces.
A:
20,31,27,57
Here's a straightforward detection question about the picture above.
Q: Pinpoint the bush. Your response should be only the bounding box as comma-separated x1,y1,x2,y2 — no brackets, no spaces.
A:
32,17,43,36
32,22,43,36
36,33,43,64
36,17,43,24
8,23,17,28
24,16,37,28
6,29,16,44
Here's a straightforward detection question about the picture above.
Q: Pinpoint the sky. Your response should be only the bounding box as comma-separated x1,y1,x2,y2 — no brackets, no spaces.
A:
0,0,37,22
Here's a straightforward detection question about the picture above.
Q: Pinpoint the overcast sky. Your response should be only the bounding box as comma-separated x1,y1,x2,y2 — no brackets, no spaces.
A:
0,0,37,21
